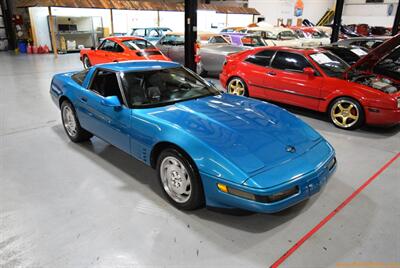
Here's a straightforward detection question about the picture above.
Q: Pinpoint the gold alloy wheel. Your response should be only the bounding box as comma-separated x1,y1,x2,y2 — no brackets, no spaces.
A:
330,100,360,128
228,79,245,96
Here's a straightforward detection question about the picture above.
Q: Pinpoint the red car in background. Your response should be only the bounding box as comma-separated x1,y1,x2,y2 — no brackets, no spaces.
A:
80,36,170,68
220,34,400,130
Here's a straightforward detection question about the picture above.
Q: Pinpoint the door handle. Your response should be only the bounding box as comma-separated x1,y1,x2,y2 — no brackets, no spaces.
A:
80,97,88,102
267,71,277,76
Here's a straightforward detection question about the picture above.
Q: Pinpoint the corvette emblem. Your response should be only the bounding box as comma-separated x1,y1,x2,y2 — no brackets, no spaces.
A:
286,145,296,153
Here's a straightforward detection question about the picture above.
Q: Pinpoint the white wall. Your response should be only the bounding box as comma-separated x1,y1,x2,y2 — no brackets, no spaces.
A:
342,0,398,27
158,11,185,32
248,0,334,26
29,7,112,48
112,10,158,34
29,7,51,47
227,14,254,27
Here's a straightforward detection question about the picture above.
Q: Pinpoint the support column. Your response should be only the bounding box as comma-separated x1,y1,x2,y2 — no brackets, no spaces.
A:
392,1,400,36
2,0,16,50
110,9,114,35
48,7,58,58
184,0,197,71
331,0,345,43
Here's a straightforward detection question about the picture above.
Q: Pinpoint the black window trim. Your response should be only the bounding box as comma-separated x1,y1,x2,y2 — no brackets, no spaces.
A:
72,69,90,86
86,67,129,107
244,49,277,67
270,50,321,76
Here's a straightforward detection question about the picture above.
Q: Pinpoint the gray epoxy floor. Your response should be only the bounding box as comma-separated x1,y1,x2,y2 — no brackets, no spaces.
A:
0,52,399,268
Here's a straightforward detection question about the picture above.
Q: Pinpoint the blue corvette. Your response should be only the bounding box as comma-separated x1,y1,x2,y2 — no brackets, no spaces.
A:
50,60,336,213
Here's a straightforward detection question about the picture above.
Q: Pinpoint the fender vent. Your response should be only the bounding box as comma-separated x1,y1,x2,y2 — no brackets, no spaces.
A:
142,148,148,162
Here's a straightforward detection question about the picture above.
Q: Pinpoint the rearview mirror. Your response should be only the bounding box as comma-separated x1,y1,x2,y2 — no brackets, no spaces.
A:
101,96,121,108
303,67,315,77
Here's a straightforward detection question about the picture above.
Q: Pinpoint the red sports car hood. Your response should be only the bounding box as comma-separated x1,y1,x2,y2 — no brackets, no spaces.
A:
345,34,400,75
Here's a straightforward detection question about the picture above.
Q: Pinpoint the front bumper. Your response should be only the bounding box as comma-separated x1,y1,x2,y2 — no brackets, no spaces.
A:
201,148,336,214
365,107,400,126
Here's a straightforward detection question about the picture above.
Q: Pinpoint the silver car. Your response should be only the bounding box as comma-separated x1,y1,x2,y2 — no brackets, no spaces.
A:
156,33,246,75
334,36,391,50
197,43,246,75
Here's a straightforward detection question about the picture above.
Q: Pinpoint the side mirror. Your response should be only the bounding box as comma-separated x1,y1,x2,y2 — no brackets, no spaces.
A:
303,67,315,77
101,96,121,108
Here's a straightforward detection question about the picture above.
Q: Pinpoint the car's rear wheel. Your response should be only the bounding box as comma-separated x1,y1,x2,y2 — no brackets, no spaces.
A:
196,61,207,76
227,77,248,96
82,55,91,69
61,101,93,142
328,97,364,130
157,148,204,210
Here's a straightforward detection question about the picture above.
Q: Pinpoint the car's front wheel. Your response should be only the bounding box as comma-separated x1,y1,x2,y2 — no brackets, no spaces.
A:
82,55,91,69
61,101,93,142
328,97,364,130
157,148,205,210
227,77,248,96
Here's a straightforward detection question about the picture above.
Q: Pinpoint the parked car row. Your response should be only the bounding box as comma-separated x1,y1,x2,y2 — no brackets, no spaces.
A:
80,31,400,131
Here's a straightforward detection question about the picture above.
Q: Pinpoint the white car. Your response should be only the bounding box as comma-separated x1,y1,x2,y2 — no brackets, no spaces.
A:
244,27,302,47
292,28,331,47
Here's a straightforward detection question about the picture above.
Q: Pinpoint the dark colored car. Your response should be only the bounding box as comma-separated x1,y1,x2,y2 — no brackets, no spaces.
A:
322,45,368,65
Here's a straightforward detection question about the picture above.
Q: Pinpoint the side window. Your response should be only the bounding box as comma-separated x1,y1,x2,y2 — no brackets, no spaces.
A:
89,70,124,103
113,42,124,53
245,50,276,67
72,69,89,86
148,29,160,37
133,29,146,37
100,40,115,51
271,51,312,72
209,36,227,44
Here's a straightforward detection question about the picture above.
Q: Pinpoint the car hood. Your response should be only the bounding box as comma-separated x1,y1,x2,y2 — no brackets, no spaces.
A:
201,44,246,55
149,94,322,177
345,34,400,75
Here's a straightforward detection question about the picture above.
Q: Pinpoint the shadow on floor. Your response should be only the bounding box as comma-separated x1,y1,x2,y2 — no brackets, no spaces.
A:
52,124,317,234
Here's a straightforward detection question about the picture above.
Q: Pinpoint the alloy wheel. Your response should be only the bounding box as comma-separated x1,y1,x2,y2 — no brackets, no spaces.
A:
160,156,192,203
330,100,360,128
62,105,78,137
228,78,245,96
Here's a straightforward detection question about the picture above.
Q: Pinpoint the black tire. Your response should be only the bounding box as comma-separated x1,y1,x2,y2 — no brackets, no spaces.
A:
328,97,364,130
226,77,248,96
61,100,93,142
82,55,91,69
156,148,205,210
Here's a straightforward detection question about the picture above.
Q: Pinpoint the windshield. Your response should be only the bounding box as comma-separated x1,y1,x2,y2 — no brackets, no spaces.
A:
311,31,329,39
159,28,172,35
120,67,220,108
161,35,184,45
279,31,296,40
122,39,155,50
310,52,350,78
241,36,266,47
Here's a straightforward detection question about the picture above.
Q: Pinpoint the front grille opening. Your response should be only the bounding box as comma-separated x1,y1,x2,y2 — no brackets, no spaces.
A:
255,186,299,203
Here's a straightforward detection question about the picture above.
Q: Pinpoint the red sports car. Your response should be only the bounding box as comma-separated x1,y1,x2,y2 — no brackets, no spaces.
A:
80,36,170,68
220,34,400,129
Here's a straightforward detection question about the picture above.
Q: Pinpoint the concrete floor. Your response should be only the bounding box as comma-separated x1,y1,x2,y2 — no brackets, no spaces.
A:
0,52,399,268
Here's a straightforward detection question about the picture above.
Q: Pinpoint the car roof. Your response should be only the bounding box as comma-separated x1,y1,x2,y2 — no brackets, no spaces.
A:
105,36,145,42
95,60,181,72
252,46,323,54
